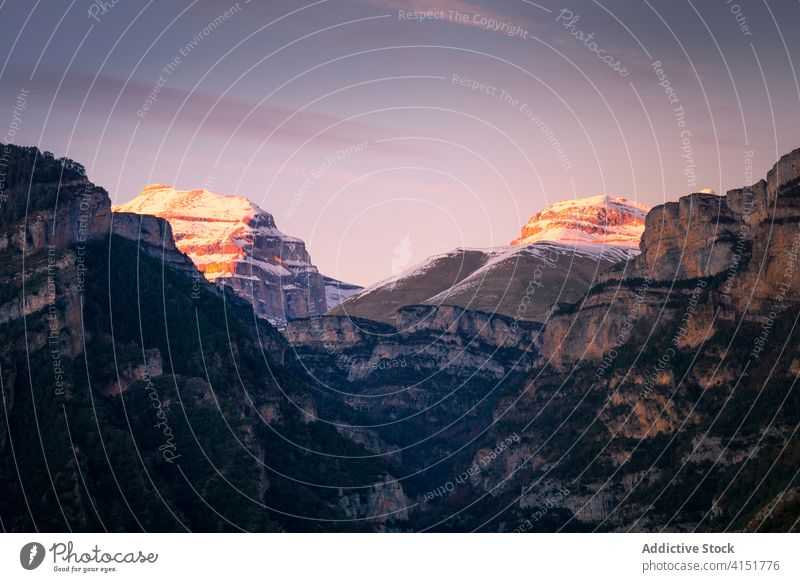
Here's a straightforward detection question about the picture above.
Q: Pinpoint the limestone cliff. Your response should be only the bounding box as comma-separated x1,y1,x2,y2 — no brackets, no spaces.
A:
542,147,800,369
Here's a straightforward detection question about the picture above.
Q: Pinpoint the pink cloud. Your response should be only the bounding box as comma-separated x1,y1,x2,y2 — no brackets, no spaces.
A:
6,67,428,155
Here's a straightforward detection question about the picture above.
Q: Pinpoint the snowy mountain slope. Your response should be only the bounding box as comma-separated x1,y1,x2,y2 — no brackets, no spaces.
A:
331,196,649,324
323,276,363,310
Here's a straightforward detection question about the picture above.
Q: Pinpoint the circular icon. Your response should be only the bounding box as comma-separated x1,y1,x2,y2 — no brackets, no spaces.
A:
20,542,46,570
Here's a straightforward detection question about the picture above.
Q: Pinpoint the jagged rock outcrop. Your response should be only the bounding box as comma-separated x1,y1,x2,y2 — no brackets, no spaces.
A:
338,476,410,525
112,212,197,274
0,162,198,356
1,182,110,255
0,156,113,357
632,192,743,281
394,304,535,349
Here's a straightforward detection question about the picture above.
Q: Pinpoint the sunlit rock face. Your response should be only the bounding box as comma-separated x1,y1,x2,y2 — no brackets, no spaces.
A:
510,195,649,249
114,184,328,324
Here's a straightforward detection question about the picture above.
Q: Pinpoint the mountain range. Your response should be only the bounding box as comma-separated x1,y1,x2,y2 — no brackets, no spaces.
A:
2,142,799,532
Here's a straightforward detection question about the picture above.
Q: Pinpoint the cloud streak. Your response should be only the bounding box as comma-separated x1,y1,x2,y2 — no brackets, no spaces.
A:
3,67,393,152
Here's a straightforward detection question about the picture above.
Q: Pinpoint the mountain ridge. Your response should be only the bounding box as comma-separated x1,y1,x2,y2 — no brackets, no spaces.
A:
3,141,800,532
331,196,648,324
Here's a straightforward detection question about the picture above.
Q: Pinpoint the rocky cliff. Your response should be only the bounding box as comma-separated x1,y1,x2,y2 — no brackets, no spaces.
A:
458,148,800,533
111,211,196,274
0,157,195,354
4,143,799,533
543,148,800,369
285,304,538,382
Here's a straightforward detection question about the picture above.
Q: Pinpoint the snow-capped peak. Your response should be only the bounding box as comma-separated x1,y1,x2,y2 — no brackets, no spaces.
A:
113,184,329,322
112,185,304,280
113,184,275,232
510,195,649,249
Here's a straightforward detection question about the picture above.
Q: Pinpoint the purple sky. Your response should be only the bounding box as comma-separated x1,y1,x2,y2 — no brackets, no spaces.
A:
2,0,799,285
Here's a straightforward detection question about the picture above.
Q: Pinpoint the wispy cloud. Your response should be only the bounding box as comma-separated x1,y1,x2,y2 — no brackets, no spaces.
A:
236,162,456,196
4,67,388,151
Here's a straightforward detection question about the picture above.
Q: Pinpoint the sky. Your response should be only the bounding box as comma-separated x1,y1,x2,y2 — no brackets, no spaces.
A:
1,0,799,286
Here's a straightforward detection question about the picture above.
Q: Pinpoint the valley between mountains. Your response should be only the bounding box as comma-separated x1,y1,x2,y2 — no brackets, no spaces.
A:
1,142,800,532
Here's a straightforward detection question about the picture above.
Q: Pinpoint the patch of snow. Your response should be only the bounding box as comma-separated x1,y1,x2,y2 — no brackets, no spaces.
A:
243,257,293,278
325,279,363,310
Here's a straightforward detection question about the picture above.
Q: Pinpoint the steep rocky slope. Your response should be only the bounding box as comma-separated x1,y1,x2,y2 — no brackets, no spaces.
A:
543,148,800,369
111,211,197,274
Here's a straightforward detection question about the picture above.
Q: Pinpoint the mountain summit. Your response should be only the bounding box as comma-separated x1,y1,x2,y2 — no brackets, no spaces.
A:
114,184,296,278
510,195,649,249
114,185,337,323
